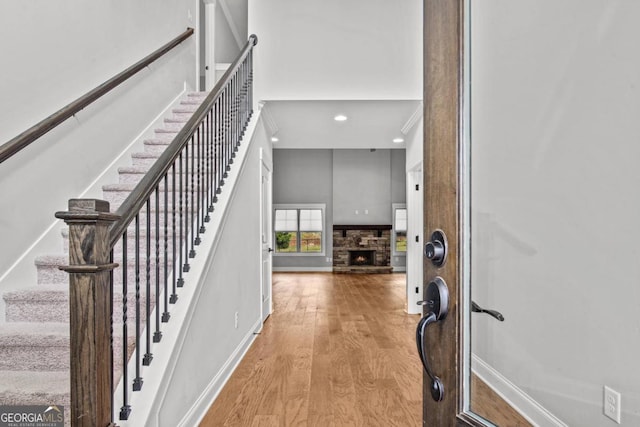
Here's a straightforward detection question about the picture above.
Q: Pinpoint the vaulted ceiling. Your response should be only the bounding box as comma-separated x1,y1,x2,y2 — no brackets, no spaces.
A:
218,0,423,150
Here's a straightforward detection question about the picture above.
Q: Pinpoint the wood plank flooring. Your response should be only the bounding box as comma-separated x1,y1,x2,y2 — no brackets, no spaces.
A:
200,273,423,426
199,272,533,426
471,374,533,427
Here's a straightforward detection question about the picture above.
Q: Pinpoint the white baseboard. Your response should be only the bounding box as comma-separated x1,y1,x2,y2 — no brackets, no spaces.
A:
472,355,568,427
272,267,333,272
179,319,261,427
393,266,406,272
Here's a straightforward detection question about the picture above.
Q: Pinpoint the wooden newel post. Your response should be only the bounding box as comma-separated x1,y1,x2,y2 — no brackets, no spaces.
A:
56,199,120,427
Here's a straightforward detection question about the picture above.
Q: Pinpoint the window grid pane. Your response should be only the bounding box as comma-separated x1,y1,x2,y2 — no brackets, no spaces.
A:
299,209,323,231
395,208,407,231
300,232,322,253
275,209,298,231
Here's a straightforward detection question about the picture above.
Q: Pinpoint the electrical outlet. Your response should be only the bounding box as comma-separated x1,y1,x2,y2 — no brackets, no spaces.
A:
604,386,621,424
234,311,239,329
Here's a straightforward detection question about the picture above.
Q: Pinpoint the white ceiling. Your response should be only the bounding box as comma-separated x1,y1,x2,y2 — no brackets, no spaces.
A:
262,100,422,150
227,1,423,151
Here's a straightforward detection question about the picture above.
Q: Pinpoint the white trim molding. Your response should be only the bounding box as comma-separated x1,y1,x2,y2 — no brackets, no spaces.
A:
472,354,569,427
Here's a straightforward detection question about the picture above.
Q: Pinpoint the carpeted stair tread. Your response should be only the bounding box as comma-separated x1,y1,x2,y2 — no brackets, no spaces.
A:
0,322,68,340
172,104,199,114
164,116,189,124
35,255,68,268
155,128,178,134
4,283,68,301
0,370,70,404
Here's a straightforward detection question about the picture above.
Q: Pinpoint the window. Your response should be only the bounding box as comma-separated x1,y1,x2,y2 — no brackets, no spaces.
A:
393,205,407,254
274,205,324,255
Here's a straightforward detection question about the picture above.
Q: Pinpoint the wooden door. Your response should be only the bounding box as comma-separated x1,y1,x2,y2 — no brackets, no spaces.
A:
421,0,466,424
421,0,522,424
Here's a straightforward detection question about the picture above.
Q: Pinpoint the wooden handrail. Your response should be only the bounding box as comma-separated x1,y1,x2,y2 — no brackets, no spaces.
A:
108,34,258,247
0,28,194,165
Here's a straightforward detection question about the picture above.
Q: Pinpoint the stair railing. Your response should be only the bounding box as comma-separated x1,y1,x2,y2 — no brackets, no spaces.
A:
0,28,194,165
56,34,258,427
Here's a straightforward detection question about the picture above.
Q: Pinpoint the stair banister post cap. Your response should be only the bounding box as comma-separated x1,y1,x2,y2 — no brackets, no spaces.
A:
55,198,120,222
250,34,258,46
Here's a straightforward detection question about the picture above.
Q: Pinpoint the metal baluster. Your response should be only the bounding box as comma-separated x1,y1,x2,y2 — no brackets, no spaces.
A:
247,49,253,117
171,163,179,302
199,120,206,232
178,152,186,285
215,99,221,198
154,189,162,343
184,142,191,271
241,60,247,136
221,89,227,184
195,127,203,244
230,75,236,162
226,85,232,174
206,109,213,219
189,136,196,258
234,71,240,152
162,173,170,323
109,249,115,425
143,199,153,365
120,233,131,420
133,214,143,390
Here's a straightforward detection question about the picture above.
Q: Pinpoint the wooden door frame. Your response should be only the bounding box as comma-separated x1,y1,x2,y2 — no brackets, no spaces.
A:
422,0,480,425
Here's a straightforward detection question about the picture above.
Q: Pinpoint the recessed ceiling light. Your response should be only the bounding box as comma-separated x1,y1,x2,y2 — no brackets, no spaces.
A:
393,137,405,144
334,114,348,122
271,137,279,142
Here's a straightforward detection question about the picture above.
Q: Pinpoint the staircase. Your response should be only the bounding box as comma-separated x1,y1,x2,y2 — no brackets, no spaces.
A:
0,92,209,422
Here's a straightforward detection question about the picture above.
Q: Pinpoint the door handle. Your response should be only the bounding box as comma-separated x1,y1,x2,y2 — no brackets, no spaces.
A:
268,247,274,252
416,277,449,402
471,301,504,321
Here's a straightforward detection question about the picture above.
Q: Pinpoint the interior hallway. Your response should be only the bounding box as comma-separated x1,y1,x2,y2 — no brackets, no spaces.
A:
200,272,422,426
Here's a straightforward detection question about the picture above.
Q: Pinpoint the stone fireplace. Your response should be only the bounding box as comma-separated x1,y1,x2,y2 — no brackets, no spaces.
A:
333,225,393,273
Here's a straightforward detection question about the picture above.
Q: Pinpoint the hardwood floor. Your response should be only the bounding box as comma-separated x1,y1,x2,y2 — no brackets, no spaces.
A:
471,374,533,427
199,272,532,426
199,272,423,426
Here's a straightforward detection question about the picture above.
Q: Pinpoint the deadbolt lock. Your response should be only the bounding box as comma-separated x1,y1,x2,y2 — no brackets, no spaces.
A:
425,230,447,267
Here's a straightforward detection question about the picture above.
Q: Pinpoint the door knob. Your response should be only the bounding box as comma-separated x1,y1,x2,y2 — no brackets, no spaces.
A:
416,277,449,402
425,230,447,267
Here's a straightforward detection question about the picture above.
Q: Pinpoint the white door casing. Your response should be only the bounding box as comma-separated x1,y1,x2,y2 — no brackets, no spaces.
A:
259,148,273,323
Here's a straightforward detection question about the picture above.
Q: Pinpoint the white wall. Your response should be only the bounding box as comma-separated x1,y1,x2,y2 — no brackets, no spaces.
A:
405,120,423,172
470,1,640,425
147,114,270,427
0,0,197,290
248,0,422,101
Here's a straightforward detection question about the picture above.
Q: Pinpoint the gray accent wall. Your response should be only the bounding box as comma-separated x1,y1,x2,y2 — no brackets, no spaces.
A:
272,149,334,270
333,149,392,224
273,148,406,270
